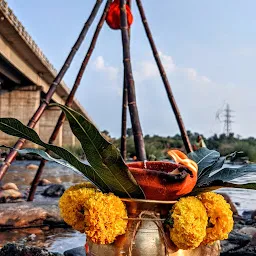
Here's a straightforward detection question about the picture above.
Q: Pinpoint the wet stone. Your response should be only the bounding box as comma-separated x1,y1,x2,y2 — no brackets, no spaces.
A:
0,189,22,203
1,182,19,191
242,210,255,220
0,243,63,256
38,179,52,186
0,201,65,228
42,185,65,197
26,164,39,170
239,227,256,237
64,246,86,256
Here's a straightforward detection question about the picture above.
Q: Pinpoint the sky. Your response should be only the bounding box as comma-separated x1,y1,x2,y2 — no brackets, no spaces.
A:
6,0,256,138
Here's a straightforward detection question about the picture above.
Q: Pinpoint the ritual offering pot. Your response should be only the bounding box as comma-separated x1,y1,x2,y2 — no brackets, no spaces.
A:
86,199,221,256
126,156,198,201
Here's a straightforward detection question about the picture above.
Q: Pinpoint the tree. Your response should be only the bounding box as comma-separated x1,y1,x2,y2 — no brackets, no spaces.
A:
126,128,133,137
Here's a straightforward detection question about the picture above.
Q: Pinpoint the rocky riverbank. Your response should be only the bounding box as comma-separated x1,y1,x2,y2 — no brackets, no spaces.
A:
0,198,255,255
0,161,255,255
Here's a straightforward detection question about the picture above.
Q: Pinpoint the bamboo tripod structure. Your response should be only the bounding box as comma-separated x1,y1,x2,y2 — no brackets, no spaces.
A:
27,0,113,201
0,0,192,199
120,1,131,161
135,0,193,153
0,0,104,181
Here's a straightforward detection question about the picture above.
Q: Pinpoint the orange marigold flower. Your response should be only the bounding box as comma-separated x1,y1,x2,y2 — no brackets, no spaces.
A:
59,182,97,232
169,196,208,250
197,192,234,245
85,192,128,244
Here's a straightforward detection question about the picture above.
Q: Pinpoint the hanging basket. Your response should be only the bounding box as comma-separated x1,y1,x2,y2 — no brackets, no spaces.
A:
86,199,221,256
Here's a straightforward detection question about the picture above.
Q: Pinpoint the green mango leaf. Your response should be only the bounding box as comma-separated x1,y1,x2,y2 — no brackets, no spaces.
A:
0,146,86,178
190,181,256,196
0,117,144,198
208,164,256,184
0,118,109,191
196,156,226,186
50,103,144,199
188,148,220,178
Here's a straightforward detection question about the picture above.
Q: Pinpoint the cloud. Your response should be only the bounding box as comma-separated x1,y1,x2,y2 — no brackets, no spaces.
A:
134,52,176,82
93,56,119,81
184,68,211,83
89,53,256,138
159,51,176,73
134,51,211,84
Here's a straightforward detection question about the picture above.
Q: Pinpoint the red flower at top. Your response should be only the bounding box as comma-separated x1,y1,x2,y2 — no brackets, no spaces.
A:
106,0,133,30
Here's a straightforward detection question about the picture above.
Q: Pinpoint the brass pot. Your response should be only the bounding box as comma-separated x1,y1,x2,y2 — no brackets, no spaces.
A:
87,199,220,256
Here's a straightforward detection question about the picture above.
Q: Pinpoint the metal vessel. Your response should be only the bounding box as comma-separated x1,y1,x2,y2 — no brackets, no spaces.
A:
87,199,220,256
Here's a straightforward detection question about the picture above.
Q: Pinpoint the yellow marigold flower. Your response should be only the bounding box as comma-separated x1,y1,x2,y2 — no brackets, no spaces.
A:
169,197,208,250
85,192,128,244
59,182,97,232
198,192,234,245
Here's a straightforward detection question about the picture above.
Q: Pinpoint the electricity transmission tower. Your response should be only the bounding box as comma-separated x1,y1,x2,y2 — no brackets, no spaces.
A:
223,104,234,136
215,103,234,136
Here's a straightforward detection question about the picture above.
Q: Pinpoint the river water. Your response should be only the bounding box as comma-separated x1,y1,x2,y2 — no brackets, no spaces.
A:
0,160,256,253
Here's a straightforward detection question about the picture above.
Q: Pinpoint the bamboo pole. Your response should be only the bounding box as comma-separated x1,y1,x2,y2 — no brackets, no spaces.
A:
27,0,112,201
120,0,131,160
120,0,146,161
120,72,128,160
135,0,193,153
0,0,103,181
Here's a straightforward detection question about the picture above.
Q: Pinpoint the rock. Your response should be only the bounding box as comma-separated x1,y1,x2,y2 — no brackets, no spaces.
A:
38,179,52,186
0,189,22,203
228,230,251,245
0,201,66,228
251,210,256,220
221,231,256,256
221,230,251,253
64,246,86,256
218,193,239,216
1,182,19,191
42,184,65,197
26,164,38,170
0,243,63,256
221,240,241,253
251,233,256,246
239,227,256,237
242,210,254,220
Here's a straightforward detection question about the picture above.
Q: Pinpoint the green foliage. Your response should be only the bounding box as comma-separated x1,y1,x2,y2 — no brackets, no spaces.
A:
0,105,145,199
64,145,84,158
112,130,256,162
187,147,256,195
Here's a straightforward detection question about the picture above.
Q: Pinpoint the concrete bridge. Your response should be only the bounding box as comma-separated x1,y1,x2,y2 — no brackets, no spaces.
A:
0,0,88,148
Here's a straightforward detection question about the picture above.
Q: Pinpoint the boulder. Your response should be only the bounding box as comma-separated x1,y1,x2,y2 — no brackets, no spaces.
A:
42,185,65,197
26,164,39,170
242,210,254,220
221,230,256,256
239,227,256,237
221,230,251,253
0,243,63,256
0,189,22,203
38,179,52,186
64,246,86,256
251,210,256,220
1,182,19,191
0,201,66,228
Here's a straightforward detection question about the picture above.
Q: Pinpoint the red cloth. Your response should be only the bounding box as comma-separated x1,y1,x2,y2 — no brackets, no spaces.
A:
106,0,133,30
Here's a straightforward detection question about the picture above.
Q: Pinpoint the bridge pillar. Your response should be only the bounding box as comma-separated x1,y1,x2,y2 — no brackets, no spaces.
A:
0,85,41,148
39,107,63,147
